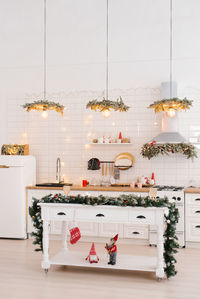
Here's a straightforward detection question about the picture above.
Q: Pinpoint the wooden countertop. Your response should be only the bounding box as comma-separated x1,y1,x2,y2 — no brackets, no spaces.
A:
184,188,200,194
26,185,150,193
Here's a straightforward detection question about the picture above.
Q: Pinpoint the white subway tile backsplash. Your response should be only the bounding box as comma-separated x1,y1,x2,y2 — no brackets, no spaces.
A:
6,87,200,186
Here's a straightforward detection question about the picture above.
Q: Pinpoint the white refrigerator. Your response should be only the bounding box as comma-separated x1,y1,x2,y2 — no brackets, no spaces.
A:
0,156,36,239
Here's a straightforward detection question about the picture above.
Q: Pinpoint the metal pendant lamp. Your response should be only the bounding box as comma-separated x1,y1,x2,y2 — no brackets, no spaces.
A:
86,0,130,118
22,0,64,118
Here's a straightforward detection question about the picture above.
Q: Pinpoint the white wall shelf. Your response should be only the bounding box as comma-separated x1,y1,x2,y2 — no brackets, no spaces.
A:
89,143,133,145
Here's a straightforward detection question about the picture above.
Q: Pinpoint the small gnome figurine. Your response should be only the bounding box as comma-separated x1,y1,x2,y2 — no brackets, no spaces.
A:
85,243,99,264
105,234,118,265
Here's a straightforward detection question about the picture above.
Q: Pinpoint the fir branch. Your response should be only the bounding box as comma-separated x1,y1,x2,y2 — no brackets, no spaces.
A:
22,100,65,115
86,97,130,112
148,98,193,113
141,142,197,160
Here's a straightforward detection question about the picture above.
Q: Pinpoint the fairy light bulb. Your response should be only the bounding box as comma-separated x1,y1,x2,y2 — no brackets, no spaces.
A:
166,109,176,118
102,109,111,118
41,110,48,119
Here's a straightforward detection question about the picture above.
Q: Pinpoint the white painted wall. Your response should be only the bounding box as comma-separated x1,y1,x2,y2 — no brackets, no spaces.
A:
1,0,200,186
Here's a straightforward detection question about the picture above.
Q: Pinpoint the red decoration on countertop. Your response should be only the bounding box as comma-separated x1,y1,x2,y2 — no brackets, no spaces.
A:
151,172,155,183
119,132,122,139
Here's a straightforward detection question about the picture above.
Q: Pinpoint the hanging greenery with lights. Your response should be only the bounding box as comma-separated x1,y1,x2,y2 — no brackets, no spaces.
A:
148,98,193,113
22,100,65,116
29,193,179,278
141,141,197,160
86,97,130,112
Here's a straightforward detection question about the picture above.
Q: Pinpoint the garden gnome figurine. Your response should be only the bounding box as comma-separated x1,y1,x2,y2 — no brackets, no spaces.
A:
105,234,118,265
85,243,99,264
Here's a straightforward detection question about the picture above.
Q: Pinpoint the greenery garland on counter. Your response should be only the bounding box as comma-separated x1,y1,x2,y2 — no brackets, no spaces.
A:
22,100,65,116
141,141,197,160
148,98,193,113
29,193,179,278
86,97,130,112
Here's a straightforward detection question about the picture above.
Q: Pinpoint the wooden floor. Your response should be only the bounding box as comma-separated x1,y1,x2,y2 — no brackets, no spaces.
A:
0,239,200,299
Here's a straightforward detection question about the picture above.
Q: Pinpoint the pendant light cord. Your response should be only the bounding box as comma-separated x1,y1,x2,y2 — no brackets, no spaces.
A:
170,0,173,100
106,0,109,100
44,0,47,101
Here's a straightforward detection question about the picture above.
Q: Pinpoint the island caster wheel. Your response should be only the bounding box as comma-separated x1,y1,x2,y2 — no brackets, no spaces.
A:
157,277,162,282
44,269,48,274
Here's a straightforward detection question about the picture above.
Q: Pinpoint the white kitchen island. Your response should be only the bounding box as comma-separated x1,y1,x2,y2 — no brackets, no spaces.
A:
27,185,150,240
39,203,167,280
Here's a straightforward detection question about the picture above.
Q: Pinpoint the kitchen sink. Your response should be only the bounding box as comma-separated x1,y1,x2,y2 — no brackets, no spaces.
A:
36,183,73,187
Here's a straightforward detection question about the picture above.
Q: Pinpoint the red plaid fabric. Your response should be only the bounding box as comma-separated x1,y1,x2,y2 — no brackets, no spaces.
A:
69,226,81,244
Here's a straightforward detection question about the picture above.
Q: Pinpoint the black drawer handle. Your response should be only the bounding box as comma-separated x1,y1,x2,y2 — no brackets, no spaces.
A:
195,211,200,214
195,198,200,201
96,213,105,217
195,225,200,228
57,212,66,216
136,215,146,219
132,232,140,235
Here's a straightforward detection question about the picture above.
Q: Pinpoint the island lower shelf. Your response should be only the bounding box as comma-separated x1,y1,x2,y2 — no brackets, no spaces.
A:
50,250,157,272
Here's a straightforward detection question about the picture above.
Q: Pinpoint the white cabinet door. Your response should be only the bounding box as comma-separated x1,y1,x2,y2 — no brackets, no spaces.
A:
50,221,62,235
50,220,99,236
99,223,123,237
77,221,99,236
0,166,25,238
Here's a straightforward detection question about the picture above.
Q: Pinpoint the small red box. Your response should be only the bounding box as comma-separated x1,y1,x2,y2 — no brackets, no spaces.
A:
82,180,88,187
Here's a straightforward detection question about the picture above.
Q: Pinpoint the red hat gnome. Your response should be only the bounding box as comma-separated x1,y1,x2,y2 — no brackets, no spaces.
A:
85,243,99,264
105,234,118,265
113,234,118,242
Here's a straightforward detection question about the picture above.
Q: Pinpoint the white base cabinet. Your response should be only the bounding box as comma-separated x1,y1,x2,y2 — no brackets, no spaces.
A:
185,193,200,244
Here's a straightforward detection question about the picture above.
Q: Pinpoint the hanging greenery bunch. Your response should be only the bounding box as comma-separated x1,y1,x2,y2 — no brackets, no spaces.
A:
29,193,179,278
141,141,197,160
86,97,130,112
148,98,193,113
22,100,65,116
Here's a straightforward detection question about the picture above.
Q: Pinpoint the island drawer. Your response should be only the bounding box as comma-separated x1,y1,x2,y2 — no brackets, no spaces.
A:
186,221,200,242
186,206,200,218
75,207,128,223
49,207,74,220
185,194,200,206
124,224,148,239
128,210,155,225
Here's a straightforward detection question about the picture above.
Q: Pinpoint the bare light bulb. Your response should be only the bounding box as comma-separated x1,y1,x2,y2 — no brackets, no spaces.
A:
166,109,176,118
41,110,48,119
102,109,111,118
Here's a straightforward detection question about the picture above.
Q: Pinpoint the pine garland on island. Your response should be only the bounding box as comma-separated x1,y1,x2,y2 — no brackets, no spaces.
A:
141,142,197,160
29,193,179,279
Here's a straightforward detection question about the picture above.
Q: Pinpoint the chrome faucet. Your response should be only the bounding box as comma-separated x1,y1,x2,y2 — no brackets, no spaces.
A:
56,158,63,183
